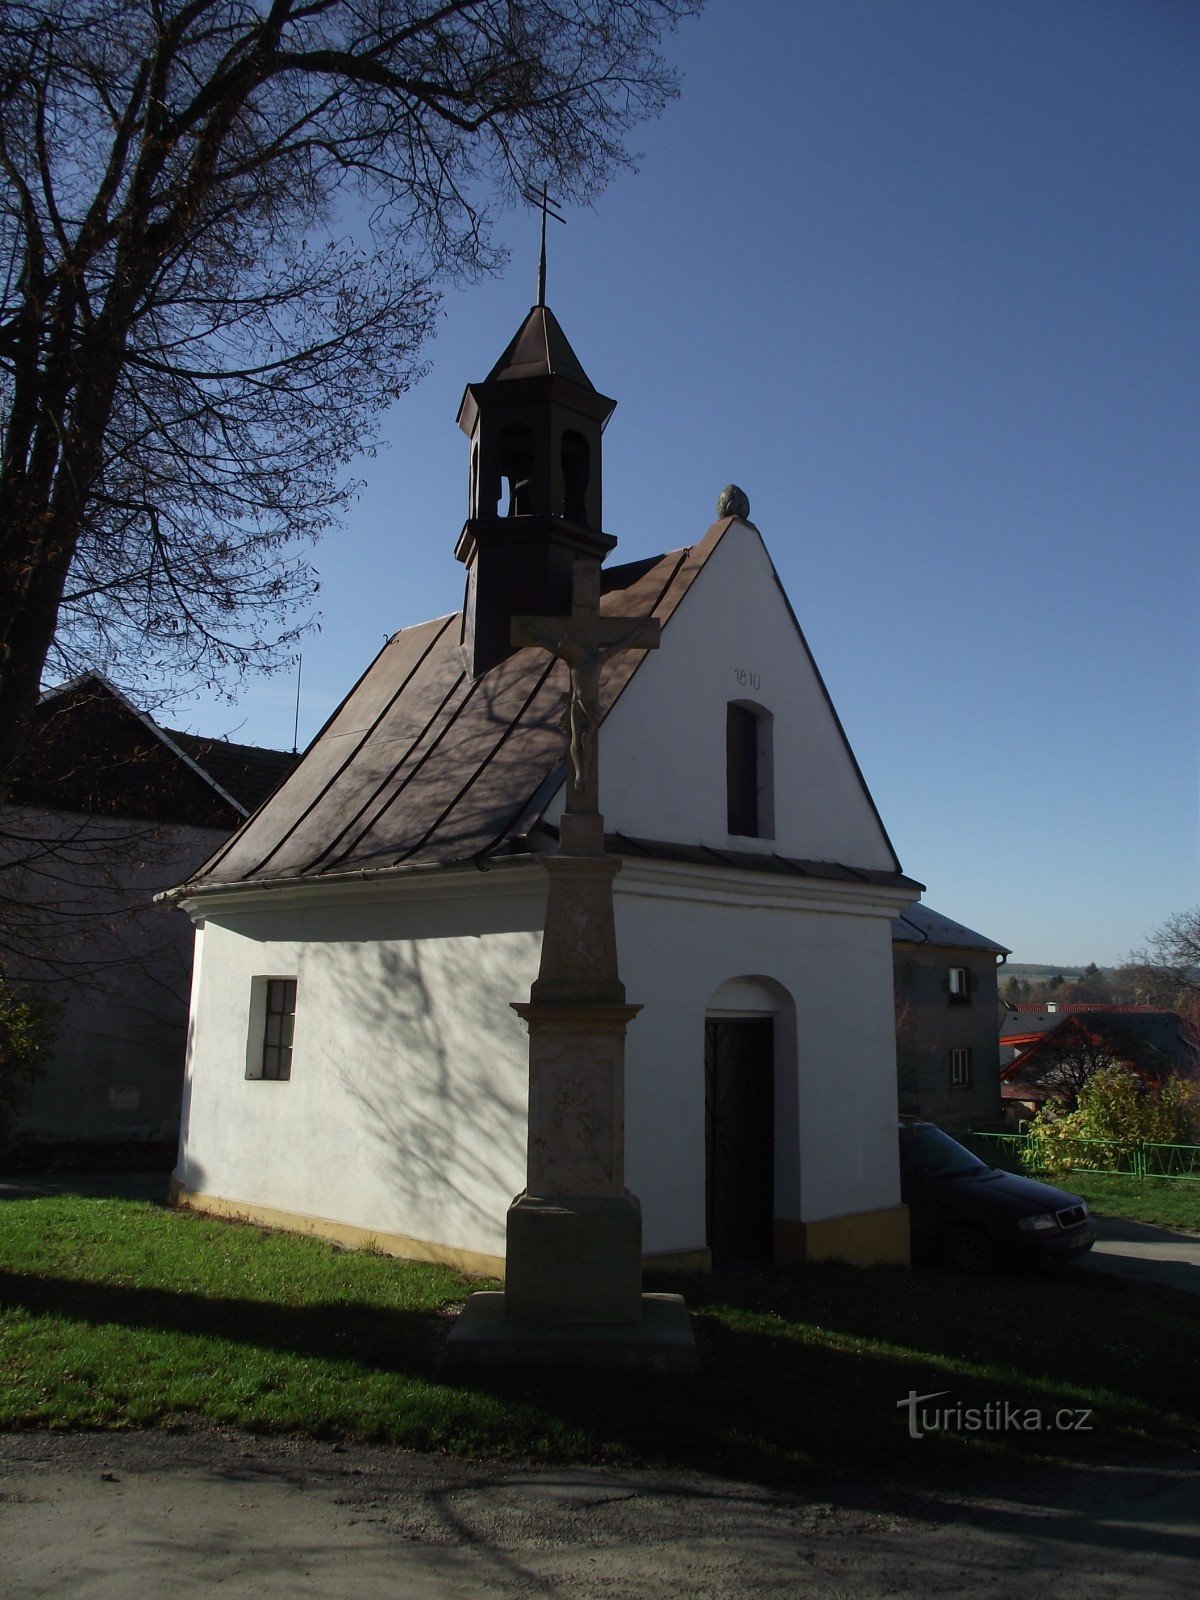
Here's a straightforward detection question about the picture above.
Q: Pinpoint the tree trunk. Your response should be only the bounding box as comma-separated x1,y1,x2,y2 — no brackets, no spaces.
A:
0,506,81,802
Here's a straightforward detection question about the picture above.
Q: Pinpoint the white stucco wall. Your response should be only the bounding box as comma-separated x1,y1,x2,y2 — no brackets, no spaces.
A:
176,519,915,1265
614,861,906,1256
547,519,897,871
179,854,907,1265
178,866,545,1260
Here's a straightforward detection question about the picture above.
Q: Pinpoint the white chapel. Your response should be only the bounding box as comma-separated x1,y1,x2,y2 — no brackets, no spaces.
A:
171,298,922,1273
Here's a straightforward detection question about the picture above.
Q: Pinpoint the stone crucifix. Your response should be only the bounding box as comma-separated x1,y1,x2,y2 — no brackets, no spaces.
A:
502,554,662,1330
512,559,660,854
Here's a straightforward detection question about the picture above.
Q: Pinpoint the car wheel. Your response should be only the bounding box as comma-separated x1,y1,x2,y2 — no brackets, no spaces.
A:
939,1226,995,1273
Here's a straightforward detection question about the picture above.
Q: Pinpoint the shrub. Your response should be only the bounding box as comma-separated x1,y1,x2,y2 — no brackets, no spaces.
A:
0,974,55,1158
1024,1066,1200,1174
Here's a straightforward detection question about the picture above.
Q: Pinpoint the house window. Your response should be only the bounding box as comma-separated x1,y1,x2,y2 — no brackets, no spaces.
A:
950,1047,973,1087
247,977,297,1080
726,701,774,838
948,966,972,1003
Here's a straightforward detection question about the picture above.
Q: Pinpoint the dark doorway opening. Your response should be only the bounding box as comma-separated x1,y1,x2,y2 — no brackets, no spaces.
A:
705,1017,775,1271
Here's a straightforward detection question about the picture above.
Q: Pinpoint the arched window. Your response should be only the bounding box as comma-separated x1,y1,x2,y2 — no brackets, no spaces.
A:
496,424,534,516
726,701,774,838
561,429,590,524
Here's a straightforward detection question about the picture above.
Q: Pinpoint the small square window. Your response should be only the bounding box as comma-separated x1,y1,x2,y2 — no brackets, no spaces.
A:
951,1047,973,1087
948,966,973,1003
247,977,297,1080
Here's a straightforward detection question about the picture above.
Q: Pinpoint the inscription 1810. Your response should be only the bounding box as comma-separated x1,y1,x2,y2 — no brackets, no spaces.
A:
734,669,761,691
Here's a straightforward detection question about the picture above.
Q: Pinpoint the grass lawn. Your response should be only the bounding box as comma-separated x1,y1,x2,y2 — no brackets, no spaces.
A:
1062,1174,1200,1233
966,1141,1200,1233
2,1194,1198,1486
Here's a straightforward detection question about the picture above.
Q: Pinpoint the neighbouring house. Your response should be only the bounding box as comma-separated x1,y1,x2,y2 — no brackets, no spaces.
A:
1,672,295,1143
999,1003,1199,1125
892,905,1009,1132
170,297,927,1274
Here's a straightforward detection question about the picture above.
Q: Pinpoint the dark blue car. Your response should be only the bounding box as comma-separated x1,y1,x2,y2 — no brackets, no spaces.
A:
899,1119,1097,1271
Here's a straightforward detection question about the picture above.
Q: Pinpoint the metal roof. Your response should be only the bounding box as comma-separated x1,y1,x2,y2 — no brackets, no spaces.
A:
483,304,595,387
891,904,1009,954
164,732,298,813
185,517,920,898
1000,1010,1198,1090
611,832,920,889
190,529,718,888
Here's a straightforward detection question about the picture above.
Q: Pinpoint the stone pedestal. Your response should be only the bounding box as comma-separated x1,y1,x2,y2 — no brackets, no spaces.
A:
446,1290,696,1374
504,1191,642,1323
504,988,645,1325
515,997,638,1196
529,841,624,1006
446,796,695,1374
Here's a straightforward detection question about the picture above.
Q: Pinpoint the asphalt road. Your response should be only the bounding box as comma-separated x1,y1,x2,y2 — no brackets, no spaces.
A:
1078,1216,1200,1297
2,1429,1199,1600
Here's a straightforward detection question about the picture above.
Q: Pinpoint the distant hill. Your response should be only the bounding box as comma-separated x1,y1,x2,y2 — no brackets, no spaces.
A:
1003,963,1097,983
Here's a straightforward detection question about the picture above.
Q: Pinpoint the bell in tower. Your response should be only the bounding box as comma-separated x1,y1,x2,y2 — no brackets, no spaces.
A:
454,302,618,677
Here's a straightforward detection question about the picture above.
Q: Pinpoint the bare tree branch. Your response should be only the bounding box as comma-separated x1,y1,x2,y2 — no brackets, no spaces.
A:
0,0,700,797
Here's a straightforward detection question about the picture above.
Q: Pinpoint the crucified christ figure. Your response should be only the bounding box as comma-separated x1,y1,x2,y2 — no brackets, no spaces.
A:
511,559,660,818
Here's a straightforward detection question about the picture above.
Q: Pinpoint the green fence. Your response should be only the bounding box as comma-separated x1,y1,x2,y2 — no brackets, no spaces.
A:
965,1131,1200,1182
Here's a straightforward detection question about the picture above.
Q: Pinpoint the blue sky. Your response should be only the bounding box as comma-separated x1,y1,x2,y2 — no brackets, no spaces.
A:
166,0,1198,967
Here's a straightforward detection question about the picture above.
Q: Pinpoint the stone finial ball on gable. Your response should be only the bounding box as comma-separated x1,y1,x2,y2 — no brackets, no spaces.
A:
716,484,750,521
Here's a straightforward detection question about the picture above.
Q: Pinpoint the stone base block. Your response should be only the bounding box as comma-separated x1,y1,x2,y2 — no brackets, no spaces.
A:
444,1291,696,1375
504,1191,642,1323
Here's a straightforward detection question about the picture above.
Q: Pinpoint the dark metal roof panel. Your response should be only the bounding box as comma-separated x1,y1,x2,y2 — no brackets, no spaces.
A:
602,833,921,891
322,648,557,873
184,518,916,894
199,616,456,881
891,904,1010,953
187,528,731,889
484,304,594,387
164,732,297,812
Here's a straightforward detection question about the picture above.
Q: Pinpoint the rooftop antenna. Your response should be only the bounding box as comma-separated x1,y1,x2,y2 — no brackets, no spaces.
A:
525,182,565,306
291,653,302,755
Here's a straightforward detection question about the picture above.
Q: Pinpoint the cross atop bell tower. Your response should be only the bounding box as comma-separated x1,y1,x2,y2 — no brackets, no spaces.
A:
531,182,564,308
453,296,618,678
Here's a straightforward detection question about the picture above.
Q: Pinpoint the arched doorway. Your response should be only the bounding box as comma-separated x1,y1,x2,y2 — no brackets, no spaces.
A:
705,978,783,1271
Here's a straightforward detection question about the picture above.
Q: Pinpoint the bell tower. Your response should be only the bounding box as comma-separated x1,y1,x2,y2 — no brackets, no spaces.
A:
454,303,617,677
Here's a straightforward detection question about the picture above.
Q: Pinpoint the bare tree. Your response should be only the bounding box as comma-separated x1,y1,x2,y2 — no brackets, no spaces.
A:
1015,1013,1181,1112
893,991,920,1116
1121,908,1200,1034
0,0,698,795
0,804,200,1002
0,962,55,1154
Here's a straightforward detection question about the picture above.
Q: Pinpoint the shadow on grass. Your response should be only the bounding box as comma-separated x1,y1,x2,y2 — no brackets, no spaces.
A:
4,1260,1197,1489
0,1270,444,1377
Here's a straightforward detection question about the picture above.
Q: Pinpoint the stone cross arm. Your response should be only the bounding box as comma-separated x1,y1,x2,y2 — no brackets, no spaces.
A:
510,613,661,659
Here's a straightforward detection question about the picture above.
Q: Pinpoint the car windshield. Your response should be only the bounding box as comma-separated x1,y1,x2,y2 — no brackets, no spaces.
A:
900,1124,988,1180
